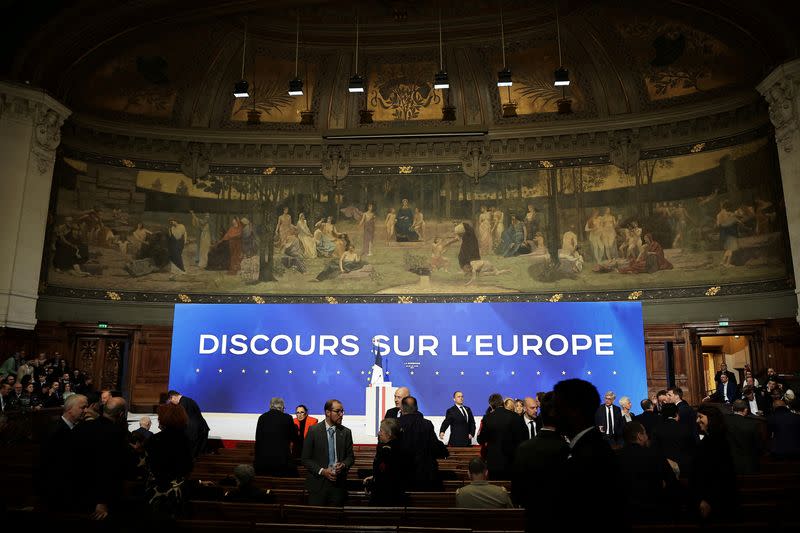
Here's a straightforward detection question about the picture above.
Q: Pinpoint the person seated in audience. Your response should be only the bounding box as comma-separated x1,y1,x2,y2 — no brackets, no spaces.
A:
6,382,24,410
742,386,769,417
40,383,62,408
616,421,679,523
704,373,737,404
20,382,41,410
132,415,154,442
224,464,274,503
144,402,194,517
364,417,406,506
61,381,76,401
690,405,738,523
0,382,10,413
767,399,800,459
455,457,513,509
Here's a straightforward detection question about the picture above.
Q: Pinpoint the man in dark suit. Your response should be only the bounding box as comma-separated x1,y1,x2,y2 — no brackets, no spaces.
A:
706,373,737,404
477,393,518,480
512,396,541,443
767,399,800,459
384,386,409,419
742,386,769,417
399,396,449,490
553,379,623,532
650,403,694,476
511,392,568,530
37,394,88,510
714,362,738,387
439,390,475,446
168,390,210,457
726,399,763,474
667,386,698,440
131,416,154,442
254,397,299,476
301,399,355,506
594,390,624,444
616,420,679,523
73,397,133,520
637,399,661,437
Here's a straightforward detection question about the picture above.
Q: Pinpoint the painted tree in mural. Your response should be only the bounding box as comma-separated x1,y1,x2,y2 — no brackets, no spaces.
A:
638,159,674,216
251,174,286,283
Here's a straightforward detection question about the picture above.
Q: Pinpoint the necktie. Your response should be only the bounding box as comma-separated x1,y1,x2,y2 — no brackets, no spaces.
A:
529,420,535,439
607,406,613,435
327,427,336,467
460,406,467,419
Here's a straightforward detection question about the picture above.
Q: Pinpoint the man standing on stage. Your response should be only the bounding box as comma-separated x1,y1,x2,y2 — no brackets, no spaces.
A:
302,399,354,506
439,391,476,446
168,390,210,457
384,386,409,419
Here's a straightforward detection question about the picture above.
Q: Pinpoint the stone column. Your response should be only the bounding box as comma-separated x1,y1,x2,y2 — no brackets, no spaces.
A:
0,82,71,329
757,59,800,322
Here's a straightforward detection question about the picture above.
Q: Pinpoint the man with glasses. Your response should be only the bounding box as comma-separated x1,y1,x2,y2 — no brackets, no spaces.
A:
302,399,354,506
292,404,318,457
254,397,298,476
594,390,624,444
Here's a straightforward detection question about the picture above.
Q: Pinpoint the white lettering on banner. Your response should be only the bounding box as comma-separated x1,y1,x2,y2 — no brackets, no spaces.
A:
195,333,617,357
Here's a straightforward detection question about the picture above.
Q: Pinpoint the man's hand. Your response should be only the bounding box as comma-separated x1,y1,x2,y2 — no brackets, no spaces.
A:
468,434,473,440
323,467,337,481
91,503,109,520
439,432,445,440
699,500,711,519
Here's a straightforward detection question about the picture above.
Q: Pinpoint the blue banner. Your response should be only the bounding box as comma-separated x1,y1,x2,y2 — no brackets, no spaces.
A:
168,302,646,415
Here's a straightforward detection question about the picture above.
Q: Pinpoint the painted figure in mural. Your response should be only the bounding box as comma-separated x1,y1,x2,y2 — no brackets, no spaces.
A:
754,199,775,235
190,211,211,269
53,224,90,276
315,243,366,281
430,237,457,272
167,218,187,276
478,206,493,253
584,209,603,263
316,216,340,257
620,221,643,259
384,208,397,243
465,259,511,286
671,203,692,248
296,213,318,258
561,225,578,257
525,205,539,241
395,199,419,242
599,207,619,261
498,214,526,257
619,233,673,274
412,208,426,242
176,180,189,196
220,217,243,274
359,204,376,256
559,243,584,275
454,222,481,273
281,228,307,273
129,222,153,257
716,201,741,267
492,208,505,249
275,207,293,249
239,217,260,283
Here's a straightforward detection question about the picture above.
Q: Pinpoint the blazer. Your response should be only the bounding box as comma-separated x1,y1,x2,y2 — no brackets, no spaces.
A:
476,407,519,480
650,418,694,475
712,381,738,403
636,410,662,437
512,414,542,443
511,429,569,509
714,370,738,385
439,404,476,446
675,400,699,440
384,407,401,419
301,421,354,493
725,413,763,475
254,409,298,476
594,404,624,442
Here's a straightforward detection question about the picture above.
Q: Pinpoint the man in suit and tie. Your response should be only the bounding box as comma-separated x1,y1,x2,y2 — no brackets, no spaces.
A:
714,362,738,387
725,399,763,474
636,399,661,437
511,392,569,529
594,390,624,444
512,396,541,443
706,373,738,404
254,397,298,476
667,386,697,440
131,416,154,442
439,391,476,446
477,393,518,480
384,386,409,419
742,386,769,417
301,399,355,506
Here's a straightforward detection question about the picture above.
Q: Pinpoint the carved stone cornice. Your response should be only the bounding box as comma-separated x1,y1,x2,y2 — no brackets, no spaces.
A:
62,92,767,167
757,59,800,153
1,81,71,174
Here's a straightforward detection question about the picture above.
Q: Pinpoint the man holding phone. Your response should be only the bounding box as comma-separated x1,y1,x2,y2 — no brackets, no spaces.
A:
301,399,355,506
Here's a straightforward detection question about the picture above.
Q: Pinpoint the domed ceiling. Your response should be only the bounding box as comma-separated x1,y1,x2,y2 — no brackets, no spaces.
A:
6,0,798,130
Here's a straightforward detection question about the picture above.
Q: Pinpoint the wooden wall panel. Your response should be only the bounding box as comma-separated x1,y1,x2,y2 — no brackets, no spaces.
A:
128,326,172,410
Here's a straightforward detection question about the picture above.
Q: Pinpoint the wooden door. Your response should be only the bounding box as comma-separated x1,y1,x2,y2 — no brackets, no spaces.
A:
75,335,129,391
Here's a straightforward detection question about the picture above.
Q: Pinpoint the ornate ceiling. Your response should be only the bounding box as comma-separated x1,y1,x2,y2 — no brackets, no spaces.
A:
3,0,798,132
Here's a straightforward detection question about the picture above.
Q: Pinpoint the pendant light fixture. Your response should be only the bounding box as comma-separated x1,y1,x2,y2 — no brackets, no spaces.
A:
233,20,250,98
497,4,512,87
554,2,570,86
434,9,449,89
288,14,304,96
348,13,365,93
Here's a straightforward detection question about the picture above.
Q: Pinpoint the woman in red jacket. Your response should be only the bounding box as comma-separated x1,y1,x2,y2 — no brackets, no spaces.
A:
292,404,318,457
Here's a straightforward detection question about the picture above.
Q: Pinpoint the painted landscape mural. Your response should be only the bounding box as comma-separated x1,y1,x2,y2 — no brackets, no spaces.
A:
45,137,788,297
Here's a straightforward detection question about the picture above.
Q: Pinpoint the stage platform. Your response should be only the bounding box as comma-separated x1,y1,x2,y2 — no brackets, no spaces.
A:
128,412,480,445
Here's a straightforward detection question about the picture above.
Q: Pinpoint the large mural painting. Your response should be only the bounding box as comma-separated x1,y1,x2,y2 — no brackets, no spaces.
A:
45,135,788,298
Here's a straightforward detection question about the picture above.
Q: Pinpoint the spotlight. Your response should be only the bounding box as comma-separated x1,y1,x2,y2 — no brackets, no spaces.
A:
554,66,570,86
348,74,365,93
434,70,449,90
497,67,512,87
288,77,304,96
233,79,250,98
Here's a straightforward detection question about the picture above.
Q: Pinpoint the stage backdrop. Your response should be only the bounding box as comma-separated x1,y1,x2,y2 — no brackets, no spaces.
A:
168,302,646,415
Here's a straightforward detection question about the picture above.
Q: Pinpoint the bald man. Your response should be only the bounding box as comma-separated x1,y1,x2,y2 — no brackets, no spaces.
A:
384,387,409,419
